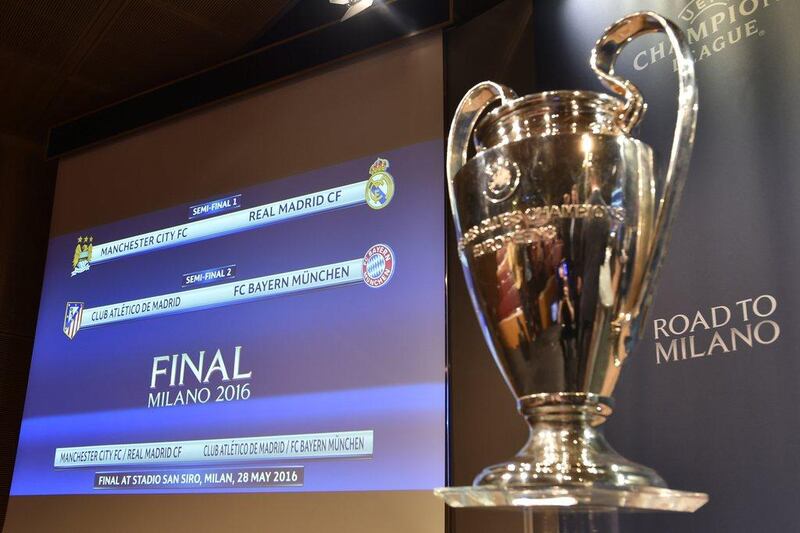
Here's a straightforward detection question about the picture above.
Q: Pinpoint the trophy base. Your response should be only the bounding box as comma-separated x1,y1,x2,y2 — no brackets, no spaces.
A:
437,394,707,512
433,485,708,512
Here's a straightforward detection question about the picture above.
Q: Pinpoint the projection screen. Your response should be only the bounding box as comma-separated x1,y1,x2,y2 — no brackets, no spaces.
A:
4,32,445,533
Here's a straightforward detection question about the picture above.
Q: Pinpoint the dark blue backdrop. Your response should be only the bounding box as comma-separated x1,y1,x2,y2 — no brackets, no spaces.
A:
532,1,799,531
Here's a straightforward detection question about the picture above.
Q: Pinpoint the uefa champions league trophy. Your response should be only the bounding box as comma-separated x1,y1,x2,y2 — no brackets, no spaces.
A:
437,12,708,512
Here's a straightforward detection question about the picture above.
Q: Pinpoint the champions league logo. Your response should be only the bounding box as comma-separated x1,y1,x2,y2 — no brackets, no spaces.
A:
484,158,520,204
365,158,395,210
362,244,395,288
633,0,782,72
71,236,93,276
63,302,84,340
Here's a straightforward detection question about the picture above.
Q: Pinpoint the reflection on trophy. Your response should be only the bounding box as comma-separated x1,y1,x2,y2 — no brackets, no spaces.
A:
438,12,708,511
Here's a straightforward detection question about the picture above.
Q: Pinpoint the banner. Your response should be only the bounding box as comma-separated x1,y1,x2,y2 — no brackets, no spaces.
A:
55,430,374,468
532,1,799,531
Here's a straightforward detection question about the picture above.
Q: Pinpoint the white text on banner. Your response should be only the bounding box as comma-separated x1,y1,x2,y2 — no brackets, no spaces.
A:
54,430,374,468
92,181,367,264
81,259,363,329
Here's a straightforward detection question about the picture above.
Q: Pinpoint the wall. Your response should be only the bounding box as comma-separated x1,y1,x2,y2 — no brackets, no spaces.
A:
0,133,56,527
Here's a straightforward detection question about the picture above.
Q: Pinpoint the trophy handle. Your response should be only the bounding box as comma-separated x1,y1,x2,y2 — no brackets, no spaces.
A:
446,82,517,185
591,11,698,315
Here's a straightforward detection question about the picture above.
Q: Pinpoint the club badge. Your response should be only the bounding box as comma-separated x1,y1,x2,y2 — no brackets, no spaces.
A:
365,158,395,210
362,244,395,288
71,236,93,276
63,301,84,340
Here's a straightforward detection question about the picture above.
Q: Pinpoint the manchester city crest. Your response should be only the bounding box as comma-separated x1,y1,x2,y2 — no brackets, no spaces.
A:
63,301,84,340
71,236,93,276
365,158,395,210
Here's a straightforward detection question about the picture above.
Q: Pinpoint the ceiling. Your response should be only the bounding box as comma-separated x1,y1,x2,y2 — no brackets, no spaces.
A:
0,0,294,143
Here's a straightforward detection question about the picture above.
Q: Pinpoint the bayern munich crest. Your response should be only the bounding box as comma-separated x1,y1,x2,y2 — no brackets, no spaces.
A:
365,158,395,210
362,244,395,288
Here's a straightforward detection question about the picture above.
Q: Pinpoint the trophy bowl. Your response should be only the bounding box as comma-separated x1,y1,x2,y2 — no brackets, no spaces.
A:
439,11,707,511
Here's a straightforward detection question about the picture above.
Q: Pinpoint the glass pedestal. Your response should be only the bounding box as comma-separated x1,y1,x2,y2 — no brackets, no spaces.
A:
519,509,619,533
435,486,708,533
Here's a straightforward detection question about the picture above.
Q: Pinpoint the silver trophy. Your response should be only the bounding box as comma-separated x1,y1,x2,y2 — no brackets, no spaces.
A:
438,12,707,511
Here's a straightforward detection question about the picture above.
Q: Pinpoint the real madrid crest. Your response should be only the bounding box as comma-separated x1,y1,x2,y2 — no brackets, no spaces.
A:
365,158,395,210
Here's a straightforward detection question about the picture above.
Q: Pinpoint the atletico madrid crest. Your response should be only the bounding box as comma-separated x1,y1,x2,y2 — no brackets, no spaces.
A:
63,301,84,340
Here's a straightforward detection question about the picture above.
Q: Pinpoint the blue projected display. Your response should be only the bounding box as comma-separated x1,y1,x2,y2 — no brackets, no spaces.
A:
11,140,446,495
